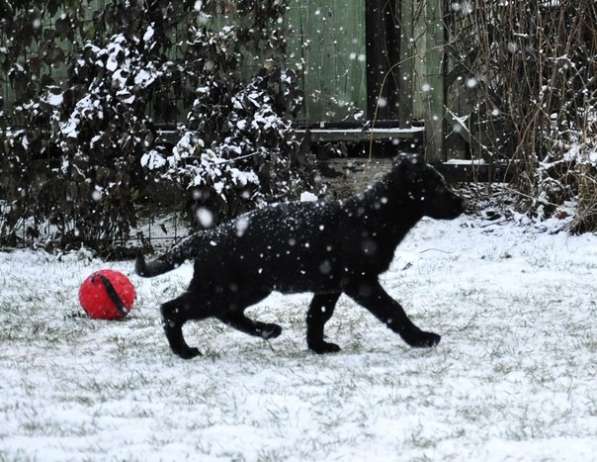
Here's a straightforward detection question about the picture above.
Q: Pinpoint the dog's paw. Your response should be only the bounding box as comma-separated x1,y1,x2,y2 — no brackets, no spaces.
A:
309,341,342,354
404,331,441,348
176,347,202,359
261,324,282,339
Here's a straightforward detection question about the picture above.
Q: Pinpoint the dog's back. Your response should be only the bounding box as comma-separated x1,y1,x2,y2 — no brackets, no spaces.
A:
188,200,344,294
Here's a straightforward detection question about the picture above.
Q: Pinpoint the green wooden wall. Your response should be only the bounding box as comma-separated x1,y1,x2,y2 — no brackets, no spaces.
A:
1,1,369,125
285,0,367,124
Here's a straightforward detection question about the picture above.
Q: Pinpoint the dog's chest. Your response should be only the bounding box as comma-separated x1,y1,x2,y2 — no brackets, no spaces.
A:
338,220,398,268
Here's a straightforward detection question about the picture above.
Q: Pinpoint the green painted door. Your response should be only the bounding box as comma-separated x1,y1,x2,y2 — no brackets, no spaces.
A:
285,0,367,124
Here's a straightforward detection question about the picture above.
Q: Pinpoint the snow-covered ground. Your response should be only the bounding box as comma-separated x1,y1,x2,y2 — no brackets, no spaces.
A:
1,216,596,461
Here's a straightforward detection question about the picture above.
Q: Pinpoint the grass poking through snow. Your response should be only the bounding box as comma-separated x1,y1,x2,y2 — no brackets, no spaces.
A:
0,216,596,461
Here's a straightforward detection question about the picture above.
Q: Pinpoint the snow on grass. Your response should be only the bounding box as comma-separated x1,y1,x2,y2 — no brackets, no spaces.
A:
1,216,596,461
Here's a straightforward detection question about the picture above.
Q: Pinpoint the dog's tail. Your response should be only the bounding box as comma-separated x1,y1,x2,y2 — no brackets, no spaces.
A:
136,232,204,278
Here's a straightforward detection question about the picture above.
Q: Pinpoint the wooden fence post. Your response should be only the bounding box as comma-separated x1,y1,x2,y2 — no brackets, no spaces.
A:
399,0,414,128
424,0,446,163
365,0,403,123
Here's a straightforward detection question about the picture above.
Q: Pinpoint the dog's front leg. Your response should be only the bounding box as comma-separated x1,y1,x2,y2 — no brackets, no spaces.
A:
307,293,342,354
161,294,202,359
344,280,440,348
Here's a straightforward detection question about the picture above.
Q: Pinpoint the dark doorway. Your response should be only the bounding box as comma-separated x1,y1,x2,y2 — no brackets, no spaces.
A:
365,0,401,121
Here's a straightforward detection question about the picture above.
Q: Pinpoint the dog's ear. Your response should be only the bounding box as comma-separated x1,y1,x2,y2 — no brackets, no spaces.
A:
393,152,417,168
393,152,420,177
396,152,426,163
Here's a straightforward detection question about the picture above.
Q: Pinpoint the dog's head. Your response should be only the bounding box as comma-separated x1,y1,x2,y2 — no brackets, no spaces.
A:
394,155,464,220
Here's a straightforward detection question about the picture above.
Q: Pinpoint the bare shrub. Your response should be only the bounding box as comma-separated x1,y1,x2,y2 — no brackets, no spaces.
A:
450,0,597,229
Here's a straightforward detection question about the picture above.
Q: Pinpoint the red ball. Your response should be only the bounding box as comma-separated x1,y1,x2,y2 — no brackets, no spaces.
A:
79,270,136,320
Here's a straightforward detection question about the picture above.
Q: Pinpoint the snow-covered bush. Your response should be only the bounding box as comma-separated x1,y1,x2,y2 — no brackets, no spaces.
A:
0,0,311,249
2,23,174,248
142,0,308,226
450,0,597,230
158,69,304,225
156,0,308,228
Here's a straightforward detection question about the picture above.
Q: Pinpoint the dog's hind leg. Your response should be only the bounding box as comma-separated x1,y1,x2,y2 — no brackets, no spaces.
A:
219,311,282,340
216,289,282,340
344,279,441,348
161,294,202,359
307,292,342,354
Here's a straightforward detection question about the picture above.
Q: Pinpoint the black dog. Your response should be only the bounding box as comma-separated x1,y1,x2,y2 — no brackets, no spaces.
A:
136,156,464,359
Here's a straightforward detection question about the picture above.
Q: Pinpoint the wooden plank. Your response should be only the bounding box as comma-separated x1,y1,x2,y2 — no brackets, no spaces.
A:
285,0,367,124
411,2,426,121
435,160,511,183
398,0,415,128
335,0,368,119
365,0,384,119
294,126,424,142
364,0,400,121
157,126,422,145
385,0,401,118
424,0,446,162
